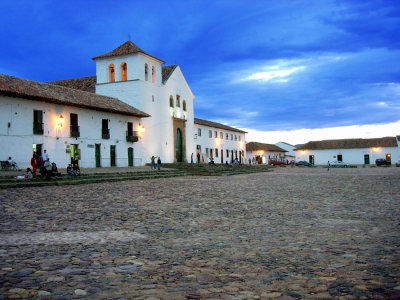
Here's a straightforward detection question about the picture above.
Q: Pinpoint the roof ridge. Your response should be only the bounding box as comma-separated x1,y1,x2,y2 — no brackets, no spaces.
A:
92,40,164,63
0,74,149,118
49,75,96,83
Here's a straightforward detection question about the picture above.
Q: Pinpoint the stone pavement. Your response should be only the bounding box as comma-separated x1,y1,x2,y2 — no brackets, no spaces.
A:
0,167,399,299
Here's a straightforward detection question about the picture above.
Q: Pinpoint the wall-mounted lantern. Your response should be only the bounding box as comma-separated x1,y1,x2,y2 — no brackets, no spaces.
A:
138,123,145,138
58,114,64,128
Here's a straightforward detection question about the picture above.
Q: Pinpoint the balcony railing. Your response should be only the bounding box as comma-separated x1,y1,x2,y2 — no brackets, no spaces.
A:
33,122,44,135
126,130,139,142
70,125,80,138
102,128,110,139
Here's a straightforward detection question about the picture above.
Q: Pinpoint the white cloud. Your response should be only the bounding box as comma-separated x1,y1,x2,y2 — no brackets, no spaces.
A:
244,120,400,145
246,66,305,82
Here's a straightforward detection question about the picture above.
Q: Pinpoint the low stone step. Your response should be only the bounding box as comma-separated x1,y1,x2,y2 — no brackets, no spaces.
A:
0,171,186,189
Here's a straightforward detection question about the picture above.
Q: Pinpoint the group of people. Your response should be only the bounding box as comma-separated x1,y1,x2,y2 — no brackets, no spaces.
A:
20,150,62,180
150,156,162,170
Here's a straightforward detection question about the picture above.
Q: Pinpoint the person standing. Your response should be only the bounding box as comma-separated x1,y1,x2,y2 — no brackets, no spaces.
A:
151,156,155,169
43,149,49,161
191,153,194,164
157,157,161,170
30,152,38,177
197,152,200,164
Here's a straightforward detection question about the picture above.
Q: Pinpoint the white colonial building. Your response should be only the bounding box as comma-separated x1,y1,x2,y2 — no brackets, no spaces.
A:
246,142,287,164
295,137,400,165
0,41,246,169
194,118,246,164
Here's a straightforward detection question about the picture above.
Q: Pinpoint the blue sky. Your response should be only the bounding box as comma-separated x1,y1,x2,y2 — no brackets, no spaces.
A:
1,0,399,142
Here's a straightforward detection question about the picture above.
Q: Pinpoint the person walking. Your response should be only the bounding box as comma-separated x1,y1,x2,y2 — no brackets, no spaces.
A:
150,156,155,169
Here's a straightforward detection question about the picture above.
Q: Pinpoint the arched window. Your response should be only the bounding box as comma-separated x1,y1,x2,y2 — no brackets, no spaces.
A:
109,64,115,82
183,100,187,111
152,66,155,83
169,96,174,107
121,62,127,81
176,95,180,107
145,64,148,81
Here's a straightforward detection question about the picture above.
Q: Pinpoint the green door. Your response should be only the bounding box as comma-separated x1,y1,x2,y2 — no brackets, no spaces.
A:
110,145,116,167
364,154,370,165
95,144,101,168
176,128,183,162
128,147,134,167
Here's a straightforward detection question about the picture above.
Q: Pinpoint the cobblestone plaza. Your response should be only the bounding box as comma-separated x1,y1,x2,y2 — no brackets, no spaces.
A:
1,167,399,299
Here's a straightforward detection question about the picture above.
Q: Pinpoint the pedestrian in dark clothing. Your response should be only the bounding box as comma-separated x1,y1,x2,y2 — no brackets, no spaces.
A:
157,157,161,170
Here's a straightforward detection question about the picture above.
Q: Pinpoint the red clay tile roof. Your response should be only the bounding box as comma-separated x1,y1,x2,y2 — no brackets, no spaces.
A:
246,142,287,152
162,65,177,83
92,41,165,63
194,118,247,134
296,137,398,150
0,74,149,118
49,76,96,93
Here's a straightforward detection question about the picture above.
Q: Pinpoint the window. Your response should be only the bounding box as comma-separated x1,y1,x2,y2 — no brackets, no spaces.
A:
209,130,212,138
226,149,229,157
206,148,209,157
220,132,223,139
33,110,43,135
70,113,80,137
214,131,217,138
126,122,138,142
210,149,213,158
102,119,110,139
121,62,127,81
176,95,180,107
198,128,201,136
183,100,186,111
226,133,229,140
239,136,241,141
215,148,219,157
152,66,155,83
145,64,148,81
109,64,115,82
235,135,237,141
337,154,343,162
169,96,174,107
231,134,233,140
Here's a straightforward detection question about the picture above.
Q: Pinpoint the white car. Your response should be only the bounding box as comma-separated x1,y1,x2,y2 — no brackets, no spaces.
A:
329,161,348,167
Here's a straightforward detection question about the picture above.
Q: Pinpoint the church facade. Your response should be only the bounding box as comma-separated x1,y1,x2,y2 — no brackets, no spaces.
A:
0,41,246,169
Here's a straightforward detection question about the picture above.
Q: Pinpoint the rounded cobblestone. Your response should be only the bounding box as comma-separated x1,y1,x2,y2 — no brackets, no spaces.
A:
0,167,399,299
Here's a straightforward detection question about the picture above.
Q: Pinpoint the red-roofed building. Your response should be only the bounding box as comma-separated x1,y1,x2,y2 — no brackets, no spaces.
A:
294,137,400,165
0,41,248,168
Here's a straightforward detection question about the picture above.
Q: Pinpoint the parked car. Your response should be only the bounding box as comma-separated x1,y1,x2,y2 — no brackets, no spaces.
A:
396,160,400,167
295,160,312,167
375,158,391,166
330,161,348,167
269,160,287,166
